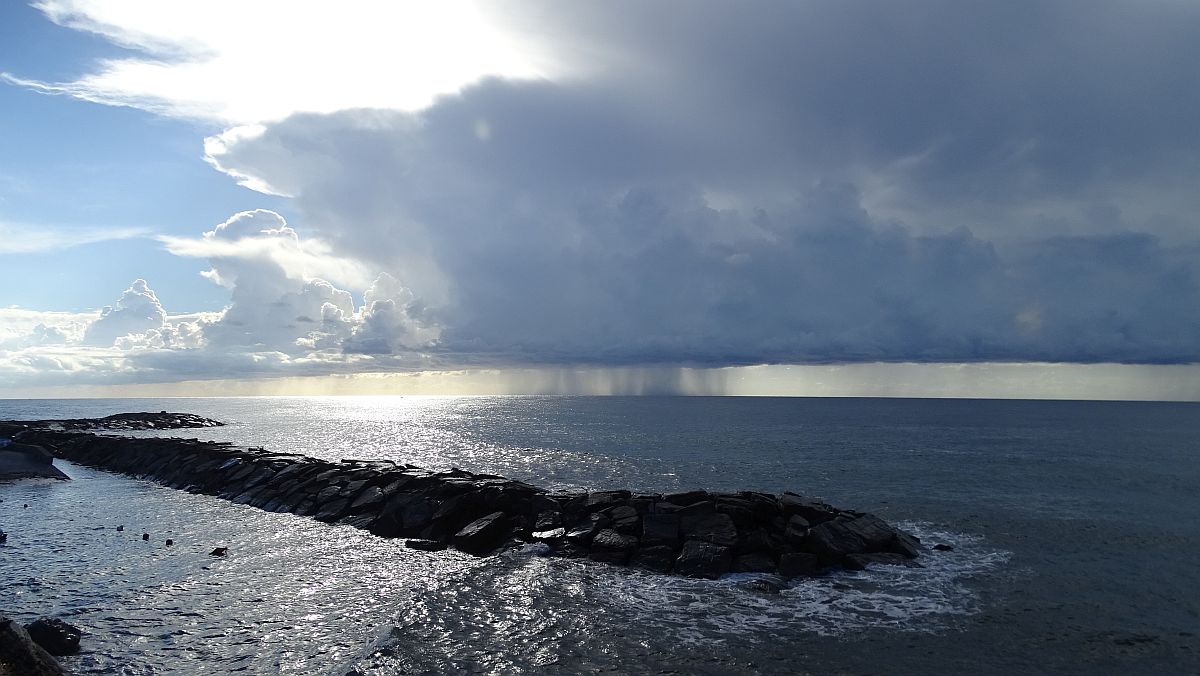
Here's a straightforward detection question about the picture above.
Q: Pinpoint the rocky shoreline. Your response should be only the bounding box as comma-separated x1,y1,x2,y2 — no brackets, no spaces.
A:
4,412,922,580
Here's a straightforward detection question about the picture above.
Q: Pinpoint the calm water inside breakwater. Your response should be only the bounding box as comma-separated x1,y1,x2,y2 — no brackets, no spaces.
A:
1,396,1198,674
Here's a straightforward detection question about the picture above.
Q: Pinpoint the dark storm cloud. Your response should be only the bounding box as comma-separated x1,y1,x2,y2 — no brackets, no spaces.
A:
204,0,1200,367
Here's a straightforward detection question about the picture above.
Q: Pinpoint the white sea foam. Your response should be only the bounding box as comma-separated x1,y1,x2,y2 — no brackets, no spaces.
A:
591,522,1011,644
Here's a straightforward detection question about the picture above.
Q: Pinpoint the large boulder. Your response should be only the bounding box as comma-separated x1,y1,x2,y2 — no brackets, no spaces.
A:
732,552,776,574
631,545,677,573
586,490,630,512
609,505,641,535
24,618,81,656
804,518,869,563
452,512,511,555
640,513,681,548
674,540,733,579
588,529,639,564
680,512,739,548
0,616,67,676
778,493,836,524
662,490,709,506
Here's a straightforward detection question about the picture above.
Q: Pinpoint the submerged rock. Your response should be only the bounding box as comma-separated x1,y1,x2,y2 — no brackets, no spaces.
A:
24,618,81,656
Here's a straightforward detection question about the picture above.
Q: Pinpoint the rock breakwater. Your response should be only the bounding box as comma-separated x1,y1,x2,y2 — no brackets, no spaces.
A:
10,413,922,579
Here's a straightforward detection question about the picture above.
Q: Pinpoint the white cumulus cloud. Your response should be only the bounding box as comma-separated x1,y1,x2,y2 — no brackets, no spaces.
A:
82,278,167,346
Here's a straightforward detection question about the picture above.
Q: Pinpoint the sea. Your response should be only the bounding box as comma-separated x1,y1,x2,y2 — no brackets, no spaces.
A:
0,396,1197,675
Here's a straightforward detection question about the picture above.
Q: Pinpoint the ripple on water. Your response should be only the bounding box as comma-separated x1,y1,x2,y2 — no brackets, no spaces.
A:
1,462,478,674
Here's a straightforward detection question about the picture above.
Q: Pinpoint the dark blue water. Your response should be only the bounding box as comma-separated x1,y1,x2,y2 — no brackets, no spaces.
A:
1,396,1197,674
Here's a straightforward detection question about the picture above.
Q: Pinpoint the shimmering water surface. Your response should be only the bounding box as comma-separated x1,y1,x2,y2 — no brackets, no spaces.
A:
1,396,1198,674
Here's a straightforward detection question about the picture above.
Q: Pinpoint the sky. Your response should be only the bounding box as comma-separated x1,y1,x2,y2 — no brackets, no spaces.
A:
1,0,1198,400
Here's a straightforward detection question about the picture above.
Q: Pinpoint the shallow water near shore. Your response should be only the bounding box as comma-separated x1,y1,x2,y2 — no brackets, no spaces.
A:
1,396,1198,674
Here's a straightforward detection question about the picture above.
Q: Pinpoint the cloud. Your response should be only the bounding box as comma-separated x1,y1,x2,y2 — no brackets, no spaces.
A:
6,0,1200,390
0,211,440,388
342,273,440,354
161,209,437,354
9,0,550,124
82,278,167,346
0,221,149,254
205,79,1200,365
160,209,373,291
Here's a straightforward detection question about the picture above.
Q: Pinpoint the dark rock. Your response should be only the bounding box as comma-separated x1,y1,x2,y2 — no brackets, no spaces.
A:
404,539,447,551
779,493,837,524
741,577,785,594
804,519,869,563
586,490,630,511
777,552,819,578
663,490,709,506
843,514,901,550
209,547,228,556
349,486,386,512
452,511,510,555
680,512,739,548
675,540,732,578
788,514,811,530
591,528,638,552
314,498,352,523
649,501,685,514
715,504,756,529
610,505,641,534
314,484,343,504
784,515,811,545
429,490,486,531
589,529,639,564
533,510,562,531
676,500,717,517
629,495,658,514
843,552,923,570
142,533,150,541
554,542,589,559
735,528,773,555
24,618,81,656
732,552,776,574
933,543,954,552
641,512,681,548
0,616,67,675
738,491,782,521
630,545,676,573
892,531,923,557
565,513,610,545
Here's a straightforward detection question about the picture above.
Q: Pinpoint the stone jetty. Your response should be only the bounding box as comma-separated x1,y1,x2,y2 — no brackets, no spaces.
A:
5,413,922,579
0,439,69,481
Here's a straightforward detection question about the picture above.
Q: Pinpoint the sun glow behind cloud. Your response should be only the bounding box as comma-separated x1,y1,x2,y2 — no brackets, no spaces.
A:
15,0,552,124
